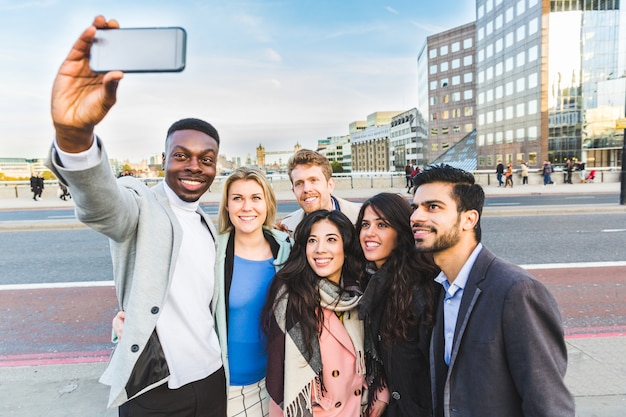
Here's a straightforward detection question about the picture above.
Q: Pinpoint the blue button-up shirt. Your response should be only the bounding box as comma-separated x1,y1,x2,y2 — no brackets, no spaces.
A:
434,243,483,365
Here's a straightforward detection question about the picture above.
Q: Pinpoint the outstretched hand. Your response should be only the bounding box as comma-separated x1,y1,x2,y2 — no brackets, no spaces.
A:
51,15,124,152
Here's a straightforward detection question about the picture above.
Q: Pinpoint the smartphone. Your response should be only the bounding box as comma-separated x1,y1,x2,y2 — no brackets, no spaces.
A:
90,27,187,73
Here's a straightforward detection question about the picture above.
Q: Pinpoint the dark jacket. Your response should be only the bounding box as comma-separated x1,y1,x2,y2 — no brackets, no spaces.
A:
430,247,574,417
361,263,434,417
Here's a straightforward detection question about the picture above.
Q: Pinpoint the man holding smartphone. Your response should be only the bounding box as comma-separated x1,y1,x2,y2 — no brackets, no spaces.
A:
47,16,227,417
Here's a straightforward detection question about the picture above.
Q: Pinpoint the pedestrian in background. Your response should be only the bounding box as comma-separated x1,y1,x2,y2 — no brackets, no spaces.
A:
356,193,439,417
405,164,413,188
410,164,574,417
504,163,513,188
521,161,529,185
30,173,43,201
495,160,504,187
542,160,553,186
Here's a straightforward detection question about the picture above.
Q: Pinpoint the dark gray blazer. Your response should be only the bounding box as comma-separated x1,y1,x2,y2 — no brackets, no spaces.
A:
430,247,575,417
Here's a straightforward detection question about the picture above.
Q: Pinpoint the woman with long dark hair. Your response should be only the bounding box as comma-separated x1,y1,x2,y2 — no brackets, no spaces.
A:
356,193,439,417
262,209,387,417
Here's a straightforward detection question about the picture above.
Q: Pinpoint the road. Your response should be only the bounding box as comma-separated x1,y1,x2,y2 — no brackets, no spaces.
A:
0,192,620,222
1,209,625,366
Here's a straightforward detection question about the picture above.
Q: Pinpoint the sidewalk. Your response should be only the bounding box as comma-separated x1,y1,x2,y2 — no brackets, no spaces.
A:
1,336,624,416
0,180,624,213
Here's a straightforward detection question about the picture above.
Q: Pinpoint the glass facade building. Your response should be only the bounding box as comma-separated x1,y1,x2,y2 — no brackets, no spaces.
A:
474,0,624,169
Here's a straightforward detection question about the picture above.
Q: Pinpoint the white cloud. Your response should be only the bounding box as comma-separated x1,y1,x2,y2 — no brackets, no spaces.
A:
265,48,282,62
386,6,400,15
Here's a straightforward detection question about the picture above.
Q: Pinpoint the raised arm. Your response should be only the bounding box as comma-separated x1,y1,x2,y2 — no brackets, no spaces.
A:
51,15,124,152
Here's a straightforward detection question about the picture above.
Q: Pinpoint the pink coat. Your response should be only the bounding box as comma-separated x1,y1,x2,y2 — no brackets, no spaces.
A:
269,308,388,417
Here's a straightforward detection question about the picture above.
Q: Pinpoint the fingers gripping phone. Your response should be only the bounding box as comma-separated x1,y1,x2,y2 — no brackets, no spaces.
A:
90,27,187,73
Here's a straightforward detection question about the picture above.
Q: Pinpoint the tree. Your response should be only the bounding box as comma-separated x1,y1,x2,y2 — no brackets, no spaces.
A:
330,161,344,173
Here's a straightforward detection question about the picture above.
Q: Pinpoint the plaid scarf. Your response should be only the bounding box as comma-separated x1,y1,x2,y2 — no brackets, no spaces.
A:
266,278,364,417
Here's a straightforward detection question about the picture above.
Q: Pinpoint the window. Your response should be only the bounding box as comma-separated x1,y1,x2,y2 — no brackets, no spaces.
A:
440,62,449,72
431,113,438,120
430,81,437,90
478,113,485,126
506,106,514,119
528,17,538,35
486,89,494,102
495,38,503,53
506,130,513,142
464,90,473,100
505,81,514,96
516,103,525,117
495,14,503,29
487,111,494,124
478,92,485,105
517,0,525,16
442,110,449,119
495,85,503,98
487,133,494,145
431,129,438,136
430,64,438,74
486,66,494,80
452,92,461,101
528,126,538,140
496,109,503,121
528,99,538,114
453,125,461,133
506,57,514,72
442,94,450,103
451,42,460,52
528,73,538,88
463,55,473,66
442,127,449,135
440,45,449,55
452,58,461,69
517,25,525,42
430,96,437,105
516,128,525,141
528,45,538,62
486,20,494,36
496,131,503,144
506,32,514,48
478,27,485,41
463,38,473,49
441,78,449,88
496,62,504,77
506,7,514,22
465,123,474,132
452,75,461,85
517,77,525,93
464,106,474,116
517,51,525,67
478,71,485,84
478,49,485,62
486,43,494,58
464,73,473,83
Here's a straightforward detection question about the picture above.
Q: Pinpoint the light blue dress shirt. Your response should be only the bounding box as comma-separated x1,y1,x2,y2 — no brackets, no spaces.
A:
434,243,483,365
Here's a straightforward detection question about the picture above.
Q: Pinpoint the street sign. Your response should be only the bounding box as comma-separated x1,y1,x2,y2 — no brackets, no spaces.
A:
616,117,626,129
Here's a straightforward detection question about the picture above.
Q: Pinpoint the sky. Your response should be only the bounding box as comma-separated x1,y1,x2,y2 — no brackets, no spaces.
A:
0,0,475,162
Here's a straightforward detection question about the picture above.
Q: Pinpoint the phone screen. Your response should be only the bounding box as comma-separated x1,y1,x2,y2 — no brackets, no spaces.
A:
90,27,186,73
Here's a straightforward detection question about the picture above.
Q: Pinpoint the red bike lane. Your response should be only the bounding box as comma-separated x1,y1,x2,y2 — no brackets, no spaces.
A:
1,264,624,367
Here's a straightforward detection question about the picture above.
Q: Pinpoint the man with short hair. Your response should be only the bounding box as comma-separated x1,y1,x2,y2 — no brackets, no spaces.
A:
46,16,227,417
410,164,574,417
495,160,504,187
278,149,361,236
